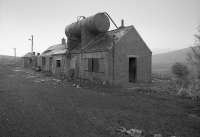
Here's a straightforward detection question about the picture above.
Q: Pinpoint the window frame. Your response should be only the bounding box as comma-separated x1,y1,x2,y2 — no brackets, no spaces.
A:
87,58,104,73
42,57,46,66
56,60,61,68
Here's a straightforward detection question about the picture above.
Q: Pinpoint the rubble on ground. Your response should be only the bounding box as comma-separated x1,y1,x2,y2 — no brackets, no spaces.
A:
116,127,144,137
72,83,81,88
22,70,63,85
116,127,179,137
52,78,61,83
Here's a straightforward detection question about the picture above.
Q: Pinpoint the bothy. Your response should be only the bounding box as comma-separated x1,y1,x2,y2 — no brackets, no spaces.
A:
65,12,152,85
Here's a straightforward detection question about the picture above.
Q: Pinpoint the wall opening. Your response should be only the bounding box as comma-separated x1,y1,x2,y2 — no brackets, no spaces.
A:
88,58,99,73
42,57,46,66
56,60,61,68
49,57,53,71
129,57,137,83
29,58,32,64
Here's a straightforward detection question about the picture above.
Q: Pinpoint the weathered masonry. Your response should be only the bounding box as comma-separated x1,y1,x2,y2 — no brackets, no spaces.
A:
38,38,69,76
22,52,39,68
22,12,152,85
65,12,152,85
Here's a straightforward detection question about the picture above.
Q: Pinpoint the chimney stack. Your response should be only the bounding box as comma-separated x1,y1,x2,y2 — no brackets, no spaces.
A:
121,19,124,28
62,38,66,45
13,48,16,57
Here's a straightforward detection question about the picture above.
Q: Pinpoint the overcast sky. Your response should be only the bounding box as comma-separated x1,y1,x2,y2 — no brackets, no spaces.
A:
0,0,200,56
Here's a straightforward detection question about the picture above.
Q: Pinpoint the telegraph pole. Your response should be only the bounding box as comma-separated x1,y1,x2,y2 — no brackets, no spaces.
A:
13,48,17,64
13,48,16,57
28,35,34,52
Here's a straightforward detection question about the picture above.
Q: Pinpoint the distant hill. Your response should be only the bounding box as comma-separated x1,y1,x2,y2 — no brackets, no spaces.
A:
152,47,193,73
0,55,21,65
0,48,195,73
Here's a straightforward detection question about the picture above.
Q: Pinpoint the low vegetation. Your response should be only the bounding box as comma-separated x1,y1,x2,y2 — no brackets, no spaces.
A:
170,27,200,103
0,64,199,137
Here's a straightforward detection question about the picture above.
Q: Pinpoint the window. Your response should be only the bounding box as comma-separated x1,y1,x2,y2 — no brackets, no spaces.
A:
88,58,99,73
29,58,32,64
98,58,105,73
56,60,61,68
87,58,105,73
42,57,46,65
83,58,88,71
49,57,53,65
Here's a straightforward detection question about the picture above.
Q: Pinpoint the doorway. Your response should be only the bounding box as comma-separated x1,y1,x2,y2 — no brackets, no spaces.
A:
49,57,53,72
129,57,137,82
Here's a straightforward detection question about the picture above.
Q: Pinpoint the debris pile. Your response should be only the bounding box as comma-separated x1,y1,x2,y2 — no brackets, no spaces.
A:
116,127,143,137
23,71,62,85
72,83,80,88
116,127,179,137
33,78,62,84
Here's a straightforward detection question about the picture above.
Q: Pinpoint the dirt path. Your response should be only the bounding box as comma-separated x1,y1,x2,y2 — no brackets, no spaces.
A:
0,65,199,137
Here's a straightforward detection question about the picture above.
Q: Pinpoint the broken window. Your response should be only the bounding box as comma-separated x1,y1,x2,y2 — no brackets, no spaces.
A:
88,58,100,73
93,58,99,72
83,58,88,71
99,58,105,73
49,57,53,65
42,57,46,65
29,58,32,64
88,58,93,72
56,60,61,68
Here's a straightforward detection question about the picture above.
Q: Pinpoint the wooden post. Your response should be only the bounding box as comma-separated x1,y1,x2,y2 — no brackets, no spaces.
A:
31,35,33,52
13,48,16,57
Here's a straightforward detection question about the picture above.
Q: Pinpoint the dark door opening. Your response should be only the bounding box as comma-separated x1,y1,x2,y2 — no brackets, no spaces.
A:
49,57,53,72
129,57,137,82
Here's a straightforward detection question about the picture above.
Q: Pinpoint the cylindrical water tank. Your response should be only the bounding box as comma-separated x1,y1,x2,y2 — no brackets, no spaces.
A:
65,12,110,37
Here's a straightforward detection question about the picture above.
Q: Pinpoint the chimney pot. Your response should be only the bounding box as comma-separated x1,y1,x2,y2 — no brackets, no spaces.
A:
121,19,124,27
62,38,66,45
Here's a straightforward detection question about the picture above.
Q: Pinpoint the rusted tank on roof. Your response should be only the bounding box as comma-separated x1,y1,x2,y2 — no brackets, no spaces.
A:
65,12,110,37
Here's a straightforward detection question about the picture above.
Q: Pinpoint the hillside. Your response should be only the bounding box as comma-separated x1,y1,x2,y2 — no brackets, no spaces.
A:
152,47,193,73
0,55,21,65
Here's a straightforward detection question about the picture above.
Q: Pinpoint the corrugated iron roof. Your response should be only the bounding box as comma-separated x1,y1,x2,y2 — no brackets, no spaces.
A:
41,44,67,56
42,26,133,55
23,52,35,57
71,26,133,53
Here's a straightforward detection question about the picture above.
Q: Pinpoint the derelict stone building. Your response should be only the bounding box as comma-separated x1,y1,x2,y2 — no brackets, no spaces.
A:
22,52,38,68
22,12,152,85
65,12,152,85
38,38,68,76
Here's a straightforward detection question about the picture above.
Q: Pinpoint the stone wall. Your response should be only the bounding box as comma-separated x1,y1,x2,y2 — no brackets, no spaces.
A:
114,27,152,85
78,51,110,82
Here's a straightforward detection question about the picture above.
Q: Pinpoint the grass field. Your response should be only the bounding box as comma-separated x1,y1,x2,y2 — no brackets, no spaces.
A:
0,64,199,137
